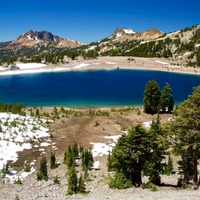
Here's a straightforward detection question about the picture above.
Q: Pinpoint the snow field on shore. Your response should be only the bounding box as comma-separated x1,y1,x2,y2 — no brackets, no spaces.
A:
0,112,53,182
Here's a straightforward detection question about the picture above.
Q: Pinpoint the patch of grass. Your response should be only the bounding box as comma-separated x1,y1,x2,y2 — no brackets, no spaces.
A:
53,175,60,185
24,164,31,172
94,121,100,127
14,178,22,185
142,182,157,191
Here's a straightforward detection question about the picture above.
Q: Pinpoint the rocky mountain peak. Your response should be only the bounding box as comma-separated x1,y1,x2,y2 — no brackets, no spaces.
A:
2,30,83,50
17,30,61,42
114,28,136,38
147,27,163,36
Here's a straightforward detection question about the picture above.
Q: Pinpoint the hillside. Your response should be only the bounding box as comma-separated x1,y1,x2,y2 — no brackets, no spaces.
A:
0,30,84,60
1,106,200,199
0,24,200,67
83,24,200,67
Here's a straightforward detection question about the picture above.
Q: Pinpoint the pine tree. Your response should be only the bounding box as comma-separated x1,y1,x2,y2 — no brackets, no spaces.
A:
67,164,78,195
168,85,200,185
109,170,132,189
110,125,152,187
82,149,93,170
164,154,174,175
159,82,172,112
37,156,48,181
143,80,161,114
78,174,86,193
50,151,57,169
73,142,79,158
64,145,75,167
107,151,112,172
144,116,166,185
178,153,193,183
168,95,174,113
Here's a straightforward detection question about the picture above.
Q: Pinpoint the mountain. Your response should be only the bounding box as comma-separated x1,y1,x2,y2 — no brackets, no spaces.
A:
85,27,164,54
0,30,84,60
0,25,199,67
6,30,83,49
113,27,163,41
83,25,200,67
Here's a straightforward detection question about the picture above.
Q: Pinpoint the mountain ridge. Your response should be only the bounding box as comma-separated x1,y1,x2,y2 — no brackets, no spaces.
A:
0,24,199,67
5,30,84,50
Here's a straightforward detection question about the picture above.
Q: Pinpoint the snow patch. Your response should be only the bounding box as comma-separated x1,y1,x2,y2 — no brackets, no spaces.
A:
16,63,46,70
27,34,34,40
90,135,121,157
73,63,90,69
0,112,52,170
105,62,116,65
116,32,122,38
5,167,36,183
104,135,121,143
123,28,135,34
155,60,169,65
90,142,112,157
92,160,100,169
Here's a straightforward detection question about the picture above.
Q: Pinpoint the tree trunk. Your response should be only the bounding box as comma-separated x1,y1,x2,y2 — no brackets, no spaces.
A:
193,148,198,185
198,175,200,186
131,170,142,187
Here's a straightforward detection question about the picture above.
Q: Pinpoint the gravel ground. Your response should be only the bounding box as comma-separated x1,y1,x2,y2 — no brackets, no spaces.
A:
1,166,200,200
1,108,200,200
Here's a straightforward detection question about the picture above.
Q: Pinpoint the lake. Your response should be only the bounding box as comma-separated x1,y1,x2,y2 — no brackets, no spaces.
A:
0,69,199,107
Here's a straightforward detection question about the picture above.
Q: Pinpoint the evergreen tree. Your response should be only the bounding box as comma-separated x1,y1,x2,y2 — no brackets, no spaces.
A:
67,164,78,195
73,142,79,158
168,85,200,185
159,82,172,112
109,170,132,189
178,152,193,183
64,145,75,167
82,149,93,170
50,151,57,169
110,125,152,187
168,95,174,113
144,116,166,185
107,151,112,172
78,174,86,193
143,80,161,114
164,154,174,175
37,156,48,181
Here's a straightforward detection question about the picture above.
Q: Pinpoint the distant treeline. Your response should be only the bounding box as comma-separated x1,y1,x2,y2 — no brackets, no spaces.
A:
0,102,26,115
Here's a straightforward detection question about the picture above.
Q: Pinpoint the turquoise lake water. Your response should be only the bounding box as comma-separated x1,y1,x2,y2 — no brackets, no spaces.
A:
0,69,199,107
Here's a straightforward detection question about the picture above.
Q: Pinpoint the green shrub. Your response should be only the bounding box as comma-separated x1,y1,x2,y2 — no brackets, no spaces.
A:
1,163,9,178
94,121,100,127
109,171,132,189
14,178,22,185
24,164,31,172
142,182,157,191
53,175,60,185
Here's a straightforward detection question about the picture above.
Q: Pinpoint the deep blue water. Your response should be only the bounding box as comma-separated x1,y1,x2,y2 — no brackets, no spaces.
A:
0,69,199,107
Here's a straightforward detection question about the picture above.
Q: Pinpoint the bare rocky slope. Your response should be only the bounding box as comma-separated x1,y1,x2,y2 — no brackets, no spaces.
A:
1,107,200,200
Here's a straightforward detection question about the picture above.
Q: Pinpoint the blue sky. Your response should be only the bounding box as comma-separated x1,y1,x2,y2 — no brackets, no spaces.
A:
0,0,199,43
